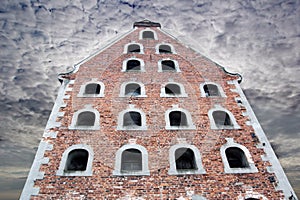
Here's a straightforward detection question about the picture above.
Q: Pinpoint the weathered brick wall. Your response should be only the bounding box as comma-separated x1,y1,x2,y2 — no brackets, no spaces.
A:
33,27,284,199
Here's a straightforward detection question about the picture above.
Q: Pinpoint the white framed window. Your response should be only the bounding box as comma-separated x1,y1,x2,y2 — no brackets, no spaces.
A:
200,82,226,97
220,138,258,174
57,144,94,176
165,106,196,130
113,144,150,176
158,59,180,72
78,80,105,97
168,144,206,175
208,105,240,129
124,42,144,54
139,28,158,40
119,81,147,97
117,106,147,130
155,43,176,54
122,58,145,72
160,82,188,97
68,105,100,130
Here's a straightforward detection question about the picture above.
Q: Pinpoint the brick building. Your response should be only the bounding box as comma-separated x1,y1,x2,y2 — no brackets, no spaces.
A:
20,20,297,199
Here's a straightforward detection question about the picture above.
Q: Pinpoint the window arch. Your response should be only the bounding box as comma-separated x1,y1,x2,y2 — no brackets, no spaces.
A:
169,144,206,175
220,138,258,174
119,81,147,97
69,105,100,130
113,144,150,176
117,107,147,130
165,107,195,130
200,82,226,97
160,82,187,97
139,29,157,40
122,58,145,72
208,105,240,129
78,80,105,97
156,43,176,54
124,43,144,54
158,59,180,72
57,144,94,176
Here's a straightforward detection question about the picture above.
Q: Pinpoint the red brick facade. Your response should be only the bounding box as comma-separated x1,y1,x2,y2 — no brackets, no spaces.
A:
23,21,290,200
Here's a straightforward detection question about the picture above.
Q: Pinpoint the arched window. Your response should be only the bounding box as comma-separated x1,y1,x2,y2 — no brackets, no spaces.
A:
65,149,88,171
121,149,142,172
128,44,140,53
160,82,187,97
125,83,141,96
200,82,226,97
175,148,197,170
165,84,181,95
158,59,180,72
120,81,147,97
212,111,232,128
208,106,240,130
203,84,220,96
225,147,249,168
117,107,147,130
113,144,150,176
169,111,188,127
165,107,195,130
159,44,172,53
69,105,100,130
123,112,141,127
142,31,154,39
77,111,95,126
169,144,205,175
220,138,258,173
78,80,105,97
122,58,145,72
57,144,94,176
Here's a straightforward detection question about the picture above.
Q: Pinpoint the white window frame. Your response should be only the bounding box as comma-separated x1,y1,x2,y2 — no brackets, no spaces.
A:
200,82,226,97
168,144,206,175
123,42,144,54
68,105,100,130
119,81,147,97
160,82,188,97
208,105,240,130
57,144,94,176
117,107,147,130
77,80,105,98
155,43,176,54
122,58,145,72
165,107,196,130
139,28,158,40
220,138,258,174
158,59,181,72
113,144,150,176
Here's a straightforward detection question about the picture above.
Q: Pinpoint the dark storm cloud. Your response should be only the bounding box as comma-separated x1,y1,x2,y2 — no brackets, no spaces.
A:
0,0,299,198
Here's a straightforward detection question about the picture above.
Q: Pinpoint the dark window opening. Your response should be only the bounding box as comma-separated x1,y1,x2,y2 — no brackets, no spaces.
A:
175,148,197,170
225,147,249,168
142,31,154,39
165,84,181,95
128,44,140,53
123,111,142,126
121,149,142,172
65,149,88,171
162,60,176,71
84,83,101,94
125,83,141,96
203,84,220,96
213,111,232,127
77,111,95,126
126,60,141,71
169,111,188,127
159,45,172,53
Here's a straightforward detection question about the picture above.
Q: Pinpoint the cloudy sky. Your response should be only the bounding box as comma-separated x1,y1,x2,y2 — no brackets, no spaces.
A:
0,0,299,199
